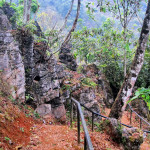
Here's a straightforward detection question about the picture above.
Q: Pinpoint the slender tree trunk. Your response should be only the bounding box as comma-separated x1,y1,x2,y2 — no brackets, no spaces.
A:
109,0,150,119
62,0,81,46
123,25,127,77
23,0,28,24
59,0,75,34
27,0,32,22
23,0,32,24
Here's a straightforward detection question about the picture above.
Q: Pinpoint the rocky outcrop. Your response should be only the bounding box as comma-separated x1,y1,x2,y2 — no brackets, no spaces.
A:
0,9,25,102
1,3,16,29
16,27,66,121
102,118,144,150
82,64,114,108
62,64,114,119
131,99,150,120
0,7,66,121
59,46,77,71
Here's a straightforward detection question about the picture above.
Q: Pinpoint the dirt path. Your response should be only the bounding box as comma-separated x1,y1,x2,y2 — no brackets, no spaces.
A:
26,123,122,150
25,109,150,150
27,124,83,150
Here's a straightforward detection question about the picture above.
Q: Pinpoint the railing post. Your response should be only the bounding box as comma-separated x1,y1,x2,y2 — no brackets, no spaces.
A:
130,109,132,125
140,118,142,129
71,99,73,128
84,135,87,150
77,107,80,144
92,112,94,132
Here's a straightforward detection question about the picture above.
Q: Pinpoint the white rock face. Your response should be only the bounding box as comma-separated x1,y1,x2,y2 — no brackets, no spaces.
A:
0,9,25,102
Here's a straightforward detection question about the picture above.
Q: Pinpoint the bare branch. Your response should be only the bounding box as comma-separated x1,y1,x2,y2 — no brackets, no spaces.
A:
59,0,75,34
62,0,81,46
116,0,124,27
135,13,143,26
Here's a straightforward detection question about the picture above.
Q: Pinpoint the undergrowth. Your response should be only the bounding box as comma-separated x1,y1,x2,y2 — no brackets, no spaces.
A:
0,75,40,149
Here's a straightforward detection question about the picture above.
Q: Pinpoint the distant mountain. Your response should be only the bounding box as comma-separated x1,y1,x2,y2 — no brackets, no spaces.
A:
11,0,148,30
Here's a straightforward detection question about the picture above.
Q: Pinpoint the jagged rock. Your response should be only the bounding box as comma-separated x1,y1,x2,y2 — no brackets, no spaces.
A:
0,9,11,31
84,101,101,120
35,104,52,117
59,46,77,71
0,6,66,121
131,99,150,120
16,25,66,120
0,8,25,102
98,74,114,108
103,118,144,150
51,104,66,123
1,3,16,29
82,64,114,108
80,87,96,104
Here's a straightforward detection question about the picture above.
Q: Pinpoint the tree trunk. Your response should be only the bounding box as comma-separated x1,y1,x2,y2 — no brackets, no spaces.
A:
109,0,150,119
23,0,28,24
59,0,75,34
27,0,32,22
23,0,32,24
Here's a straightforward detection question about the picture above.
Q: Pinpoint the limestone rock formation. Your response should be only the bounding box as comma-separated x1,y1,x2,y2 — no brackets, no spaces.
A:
62,64,114,119
35,104,52,117
0,7,66,121
82,64,114,108
16,28,66,120
103,118,144,150
1,3,16,29
0,9,25,102
59,46,77,71
131,99,149,119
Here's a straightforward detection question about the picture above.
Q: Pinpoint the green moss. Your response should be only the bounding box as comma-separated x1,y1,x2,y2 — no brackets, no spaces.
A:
77,65,84,73
81,77,97,88
61,84,71,91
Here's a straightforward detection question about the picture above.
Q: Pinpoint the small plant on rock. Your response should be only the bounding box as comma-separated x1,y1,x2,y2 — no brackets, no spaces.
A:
81,77,97,88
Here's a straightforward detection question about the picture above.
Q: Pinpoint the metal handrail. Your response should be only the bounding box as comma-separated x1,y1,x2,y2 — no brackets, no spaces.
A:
128,103,150,126
71,97,94,150
79,100,150,133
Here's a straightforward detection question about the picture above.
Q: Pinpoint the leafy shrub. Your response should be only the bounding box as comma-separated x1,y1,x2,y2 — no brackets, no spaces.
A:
128,87,150,110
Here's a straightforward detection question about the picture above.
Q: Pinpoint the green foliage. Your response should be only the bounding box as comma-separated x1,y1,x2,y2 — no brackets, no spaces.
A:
24,20,37,33
128,87,150,110
4,137,11,141
35,36,48,43
19,0,39,13
31,0,39,13
3,0,39,27
94,121,104,132
25,94,33,101
20,127,24,132
0,0,5,7
81,78,97,88
8,95,15,103
61,84,71,91
23,104,40,118
72,18,135,93
34,111,40,119
77,65,84,73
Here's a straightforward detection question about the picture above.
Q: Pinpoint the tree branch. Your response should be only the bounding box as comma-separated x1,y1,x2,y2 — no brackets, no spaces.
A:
62,0,81,46
59,0,75,34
